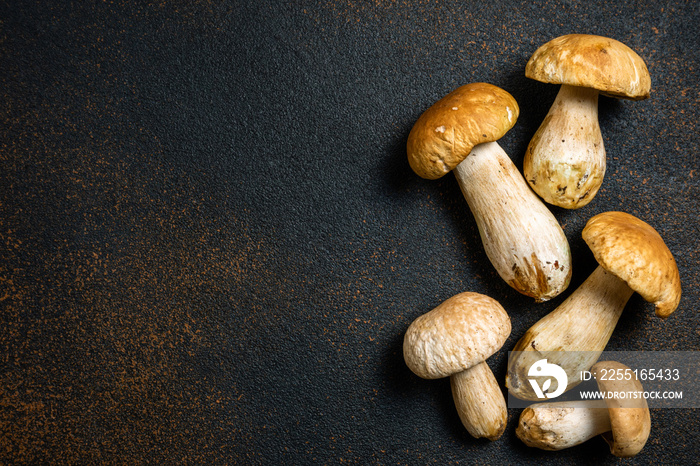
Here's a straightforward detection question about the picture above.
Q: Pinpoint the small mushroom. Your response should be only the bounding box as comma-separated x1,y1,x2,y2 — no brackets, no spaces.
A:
517,360,651,457
507,212,681,400
523,34,651,209
403,292,511,440
408,83,571,301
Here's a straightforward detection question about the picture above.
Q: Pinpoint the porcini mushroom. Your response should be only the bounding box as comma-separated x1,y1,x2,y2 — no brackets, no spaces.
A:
523,34,651,209
408,83,571,301
507,212,681,400
517,360,651,457
403,292,511,440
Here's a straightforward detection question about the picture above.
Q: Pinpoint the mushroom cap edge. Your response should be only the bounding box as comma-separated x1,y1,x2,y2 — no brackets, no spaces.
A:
407,82,519,180
403,291,511,379
525,34,651,100
582,211,681,318
592,361,651,457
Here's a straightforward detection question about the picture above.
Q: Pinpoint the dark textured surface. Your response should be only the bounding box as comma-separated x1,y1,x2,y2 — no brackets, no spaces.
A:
1,1,698,464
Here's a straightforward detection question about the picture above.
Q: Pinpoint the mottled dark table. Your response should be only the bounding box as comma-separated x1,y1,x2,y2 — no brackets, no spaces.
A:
2,1,698,464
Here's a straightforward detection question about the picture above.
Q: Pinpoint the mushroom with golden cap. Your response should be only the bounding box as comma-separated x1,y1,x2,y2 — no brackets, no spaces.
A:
516,360,651,457
408,83,571,302
404,292,511,440
523,34,651,209
507,212,681,400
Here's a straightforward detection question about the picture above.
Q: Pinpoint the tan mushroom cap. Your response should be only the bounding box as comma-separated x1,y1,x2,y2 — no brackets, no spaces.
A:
582,211,681,318
407,83,519,180
592,361,651,457
525,34,651,100
403,292,511,379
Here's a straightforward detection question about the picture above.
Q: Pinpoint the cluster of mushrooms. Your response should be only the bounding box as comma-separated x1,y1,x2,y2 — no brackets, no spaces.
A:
402,34,682,457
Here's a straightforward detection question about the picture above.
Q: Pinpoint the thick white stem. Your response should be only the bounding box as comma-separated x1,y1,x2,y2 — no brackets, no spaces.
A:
507,266,635,400
450,361,507,441
517,401,611,450
453,141,571,302
524,84,605,209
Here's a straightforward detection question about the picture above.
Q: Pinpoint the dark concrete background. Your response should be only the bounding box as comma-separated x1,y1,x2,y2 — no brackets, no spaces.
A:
1,1,698,464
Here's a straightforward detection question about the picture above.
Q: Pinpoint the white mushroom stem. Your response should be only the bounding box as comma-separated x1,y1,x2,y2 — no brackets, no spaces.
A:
507,266,635,400
517,401,611,450
453,141,571,302
450,361,507,441
524,84,605,209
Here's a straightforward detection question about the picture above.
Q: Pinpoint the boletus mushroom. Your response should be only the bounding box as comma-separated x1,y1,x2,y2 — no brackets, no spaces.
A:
408,83,571,302
403,292,511,440
507,212,681,400
524,34,651,209
517,361,651,457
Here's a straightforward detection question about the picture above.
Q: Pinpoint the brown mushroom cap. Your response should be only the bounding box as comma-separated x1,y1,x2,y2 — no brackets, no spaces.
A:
525,34,651,100
592,361,651,457
582,211,681,318
403,292,511,379
407,83,519,180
